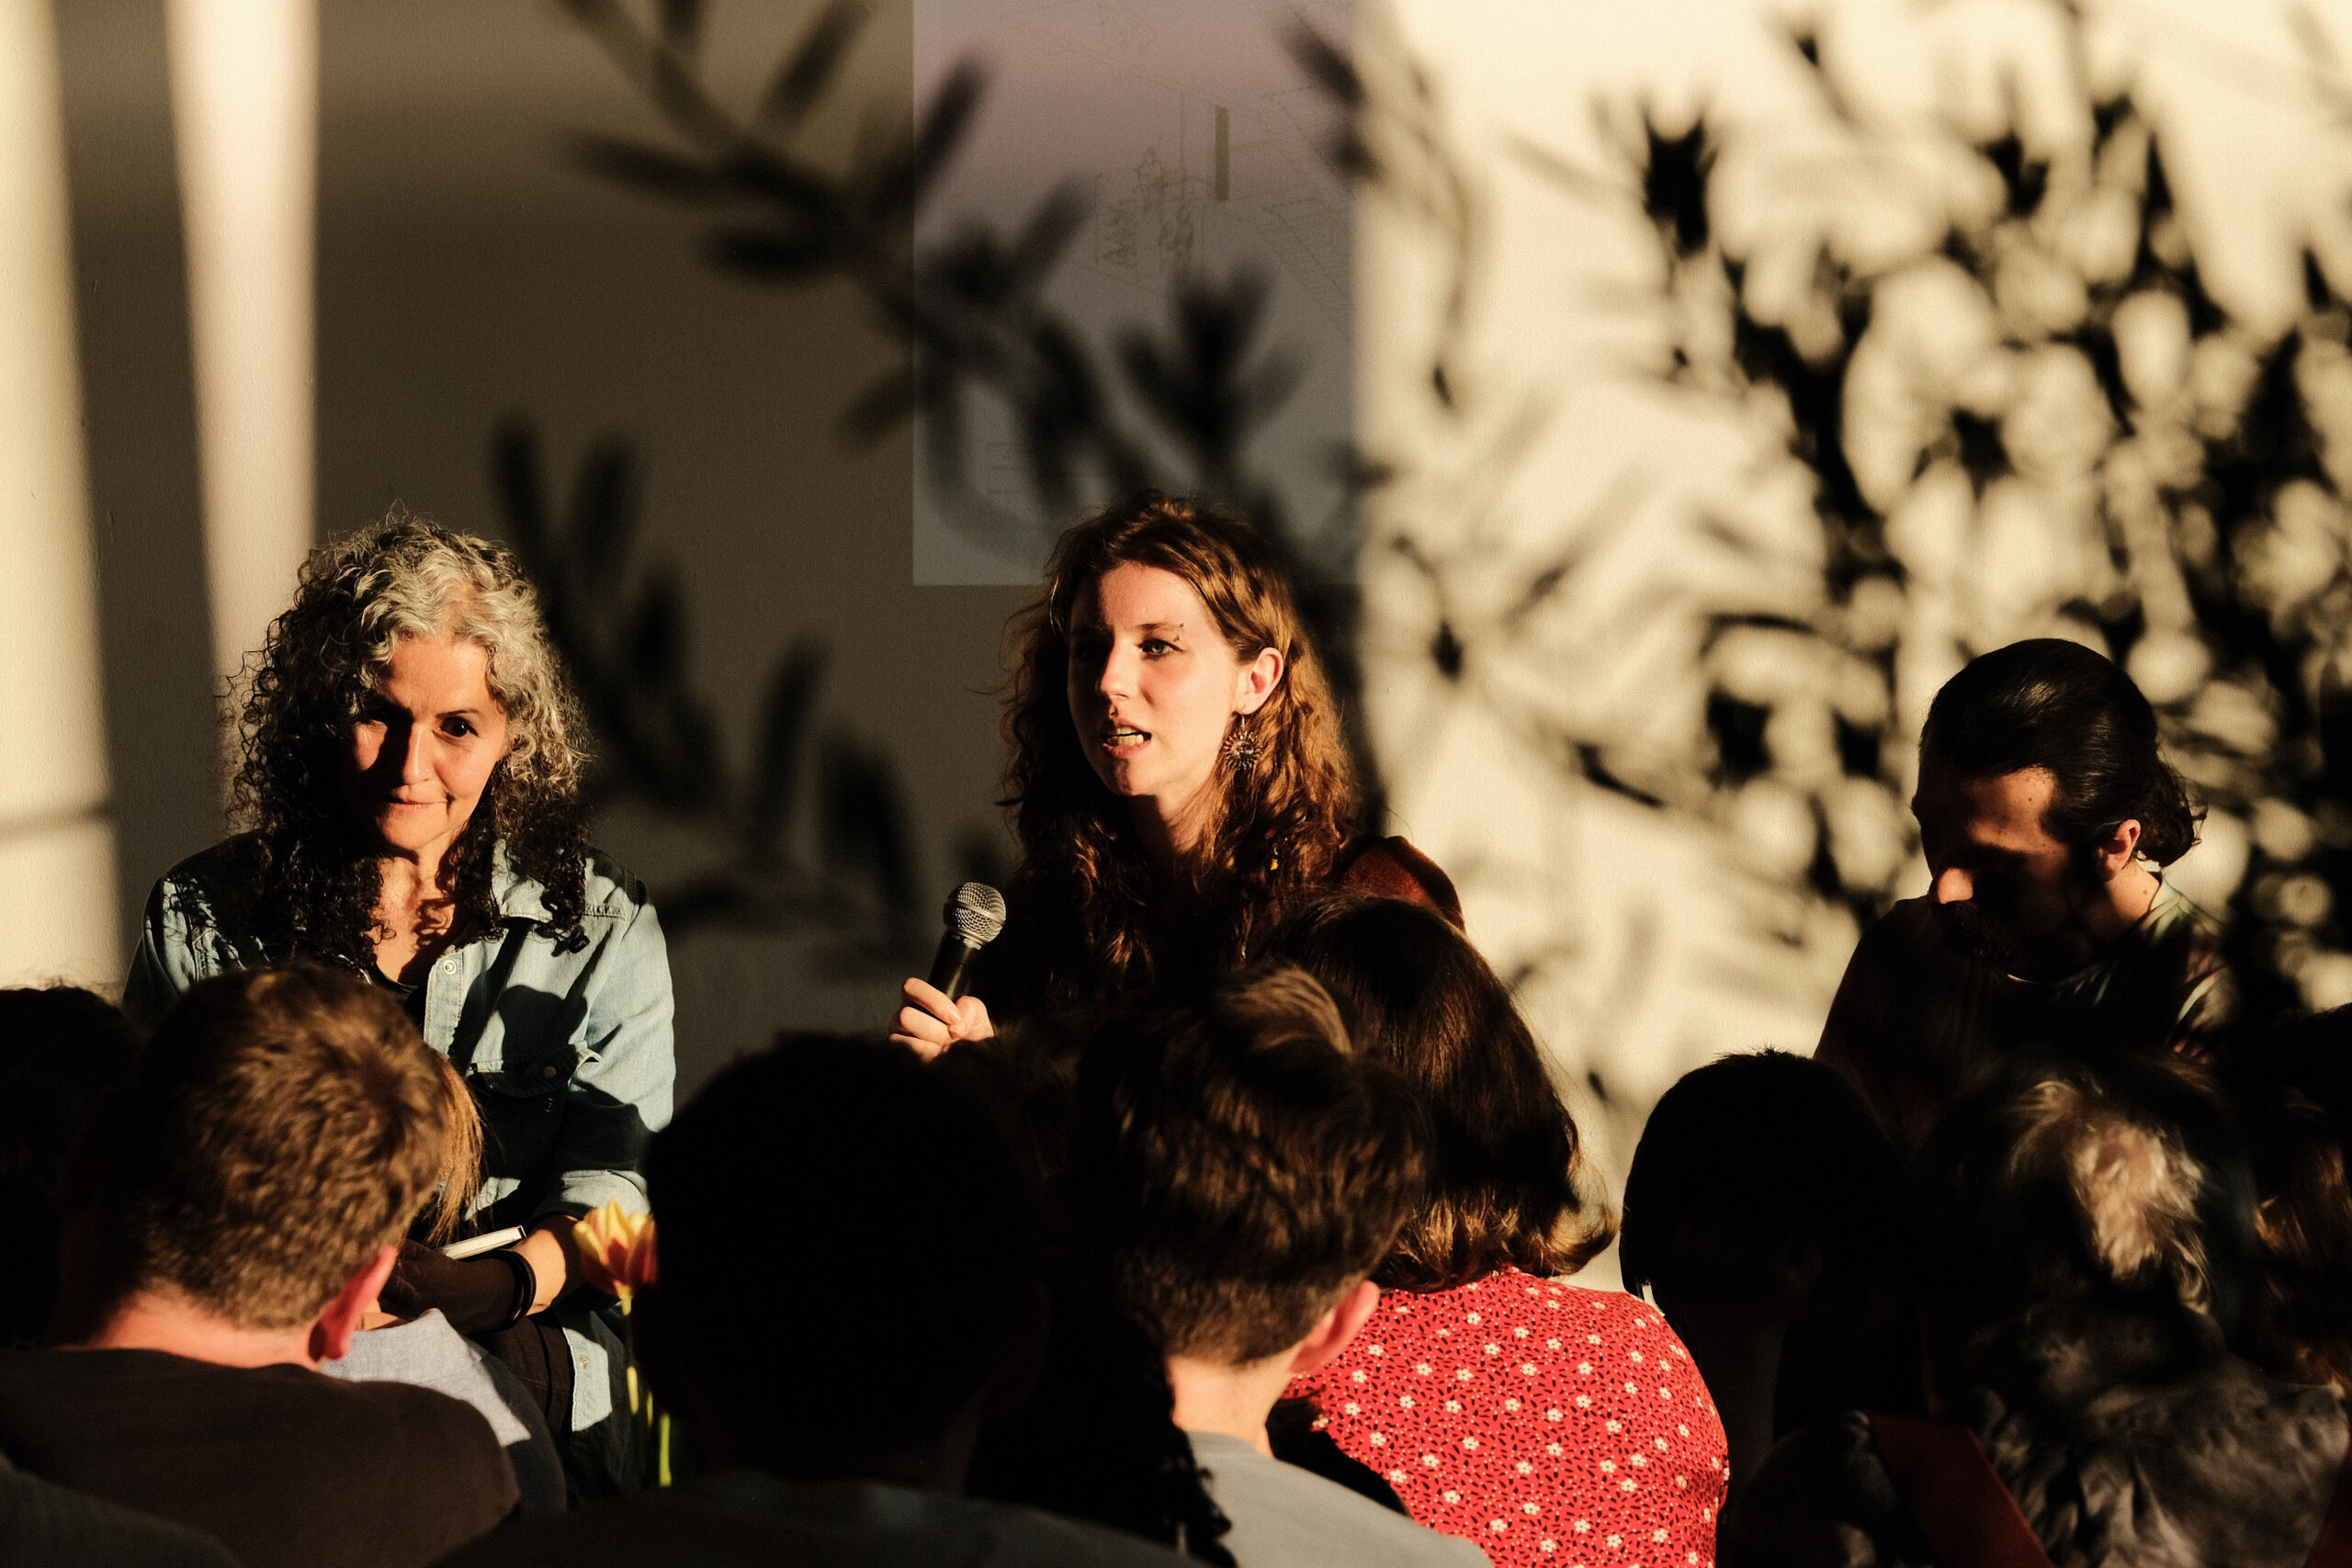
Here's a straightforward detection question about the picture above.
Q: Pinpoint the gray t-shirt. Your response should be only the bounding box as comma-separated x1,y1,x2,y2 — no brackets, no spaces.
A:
324,1310,565,1516
1187,1431,1489,1568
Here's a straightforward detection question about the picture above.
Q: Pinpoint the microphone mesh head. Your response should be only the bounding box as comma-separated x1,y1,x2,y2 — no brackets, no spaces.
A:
945,882,1008,945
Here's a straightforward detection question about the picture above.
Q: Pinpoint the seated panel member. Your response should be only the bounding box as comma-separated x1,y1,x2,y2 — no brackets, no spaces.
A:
1072,967,1487,1568
1815,638,2230,1145
0,964,517,1568
120,512,673,1458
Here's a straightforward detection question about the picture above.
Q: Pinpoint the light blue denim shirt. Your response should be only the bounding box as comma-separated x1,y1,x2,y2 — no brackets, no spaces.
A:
123,837,675,1224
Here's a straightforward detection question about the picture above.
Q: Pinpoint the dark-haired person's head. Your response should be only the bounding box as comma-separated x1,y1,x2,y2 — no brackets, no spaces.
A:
639,1032,1040,1483
1621,1051,1916,1446
0,987,141,1346
55,963,448,1357
1073,966,1426,1371
1916,639,2197,970
1623,1051,1899,1301
1910,1051,2255,1396
1269,893,1611,1289
2230,1073,2352,1393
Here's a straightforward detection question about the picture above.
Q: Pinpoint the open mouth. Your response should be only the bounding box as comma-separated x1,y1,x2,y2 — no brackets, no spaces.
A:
1102,726,1149,751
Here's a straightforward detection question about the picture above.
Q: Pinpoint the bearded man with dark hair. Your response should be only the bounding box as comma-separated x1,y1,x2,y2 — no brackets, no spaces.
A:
1815,638,2233,1145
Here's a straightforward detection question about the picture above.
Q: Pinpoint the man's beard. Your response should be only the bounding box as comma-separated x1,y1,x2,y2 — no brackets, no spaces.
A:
1934,866,2106,975
1938,898,2024,968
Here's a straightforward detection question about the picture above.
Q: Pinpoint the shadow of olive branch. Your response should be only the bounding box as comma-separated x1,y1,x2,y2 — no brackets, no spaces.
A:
548,0,1396,823
494,421,926,968
1290,13,2352,1033
556,0,1317,570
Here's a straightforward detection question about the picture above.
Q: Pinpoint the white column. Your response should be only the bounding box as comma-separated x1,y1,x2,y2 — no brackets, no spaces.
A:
165,0,317,690
0,0,119,985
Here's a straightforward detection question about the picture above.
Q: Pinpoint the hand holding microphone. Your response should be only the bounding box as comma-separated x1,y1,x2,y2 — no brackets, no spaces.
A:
893,882,1007,1059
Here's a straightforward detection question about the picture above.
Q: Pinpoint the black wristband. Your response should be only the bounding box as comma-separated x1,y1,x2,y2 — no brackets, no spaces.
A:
488,1247,537,1331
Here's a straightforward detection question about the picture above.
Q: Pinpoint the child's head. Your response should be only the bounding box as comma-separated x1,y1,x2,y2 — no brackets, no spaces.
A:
1623,1049,1901,1304
1075,964,1427,1364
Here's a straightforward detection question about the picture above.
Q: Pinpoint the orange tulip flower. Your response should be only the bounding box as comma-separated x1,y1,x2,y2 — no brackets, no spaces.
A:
573,1201,658,1305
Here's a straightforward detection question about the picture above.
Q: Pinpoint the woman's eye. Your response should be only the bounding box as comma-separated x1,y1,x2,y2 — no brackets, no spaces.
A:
443,718,475,739
1141,638,1174,657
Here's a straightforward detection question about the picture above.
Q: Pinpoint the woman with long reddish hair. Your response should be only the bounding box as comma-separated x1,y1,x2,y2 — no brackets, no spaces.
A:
896,491,1455,1049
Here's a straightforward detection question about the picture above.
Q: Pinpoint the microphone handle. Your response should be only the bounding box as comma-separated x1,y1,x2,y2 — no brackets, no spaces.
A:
928,931,985,1000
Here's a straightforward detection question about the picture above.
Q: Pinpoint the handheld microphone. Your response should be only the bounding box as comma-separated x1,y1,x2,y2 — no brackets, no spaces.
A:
927,882,1008,1000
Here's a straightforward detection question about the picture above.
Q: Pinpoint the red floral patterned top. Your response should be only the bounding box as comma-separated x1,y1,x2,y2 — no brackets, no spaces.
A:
1292,1269,1727,1568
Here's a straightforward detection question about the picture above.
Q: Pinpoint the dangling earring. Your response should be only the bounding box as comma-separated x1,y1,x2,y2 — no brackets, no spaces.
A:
1224,716,1261,771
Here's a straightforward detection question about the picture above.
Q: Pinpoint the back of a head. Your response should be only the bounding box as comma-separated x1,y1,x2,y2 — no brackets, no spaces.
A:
644,1032,1035,1469
1072,964,1429,1364
78,964,448,1332
1921,638,2197,863
1911,1053,2255,1382
1621,1050,1902,1301
1271,894,1611,1288
2233,1074,2352,1391
0,988,142,1345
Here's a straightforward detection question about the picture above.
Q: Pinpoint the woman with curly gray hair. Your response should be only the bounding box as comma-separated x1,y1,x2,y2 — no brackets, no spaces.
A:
124,511,673,1378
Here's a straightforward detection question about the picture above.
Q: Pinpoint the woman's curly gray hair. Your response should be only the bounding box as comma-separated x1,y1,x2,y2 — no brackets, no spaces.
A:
238,512,588,811
196,509,593,965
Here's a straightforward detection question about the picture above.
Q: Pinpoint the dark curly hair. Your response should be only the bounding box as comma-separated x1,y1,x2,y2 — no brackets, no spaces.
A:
993,492,1359,1017
178,510,590,968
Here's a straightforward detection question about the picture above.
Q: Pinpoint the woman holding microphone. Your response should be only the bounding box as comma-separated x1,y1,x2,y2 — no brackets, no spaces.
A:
897,490,1456,1052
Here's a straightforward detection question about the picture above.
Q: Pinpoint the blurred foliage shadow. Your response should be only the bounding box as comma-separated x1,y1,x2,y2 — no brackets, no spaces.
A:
508,0,1385,955
1295,8,2352,1031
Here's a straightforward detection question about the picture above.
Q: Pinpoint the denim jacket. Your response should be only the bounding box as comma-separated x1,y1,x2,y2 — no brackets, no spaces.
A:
123,837,675,1224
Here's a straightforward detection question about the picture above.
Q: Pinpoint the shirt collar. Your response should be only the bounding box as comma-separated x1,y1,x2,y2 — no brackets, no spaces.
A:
492,846,550,921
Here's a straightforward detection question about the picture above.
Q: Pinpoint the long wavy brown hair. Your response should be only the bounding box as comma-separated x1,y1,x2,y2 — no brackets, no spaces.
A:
175,510,591,968
1272,894,1616,1289
998,492,1359,1015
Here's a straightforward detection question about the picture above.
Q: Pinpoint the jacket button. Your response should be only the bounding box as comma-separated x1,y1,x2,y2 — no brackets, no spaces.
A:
541,1064,559,1079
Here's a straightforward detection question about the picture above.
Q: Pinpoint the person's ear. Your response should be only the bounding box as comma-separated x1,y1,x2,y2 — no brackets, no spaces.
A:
1234,645,1284,716
2096,817,2143,879
309,1245,398,1366
1288,1278,1382,1378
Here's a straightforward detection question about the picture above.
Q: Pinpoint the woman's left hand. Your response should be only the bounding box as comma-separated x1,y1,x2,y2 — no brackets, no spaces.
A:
892,977,993,1060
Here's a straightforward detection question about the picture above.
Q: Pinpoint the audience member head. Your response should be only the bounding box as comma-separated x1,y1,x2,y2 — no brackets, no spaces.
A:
1910,1052,2255,1396
0,987,141,1346
1621,1051,1915,1436
1002,491,1359,1007
1623,1050,1900,1303
639,1032,1040,1484
2234,1077,2352,1392
1270,892,1612,1288
1072,964,1426,1373
1921,639,2195,864
1915,640,2196,966
57,964,449,1359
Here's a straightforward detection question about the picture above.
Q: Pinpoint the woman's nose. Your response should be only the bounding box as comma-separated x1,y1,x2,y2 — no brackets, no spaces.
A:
399,721,435,782
1931,864,1974,905
1098,644,1138,699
